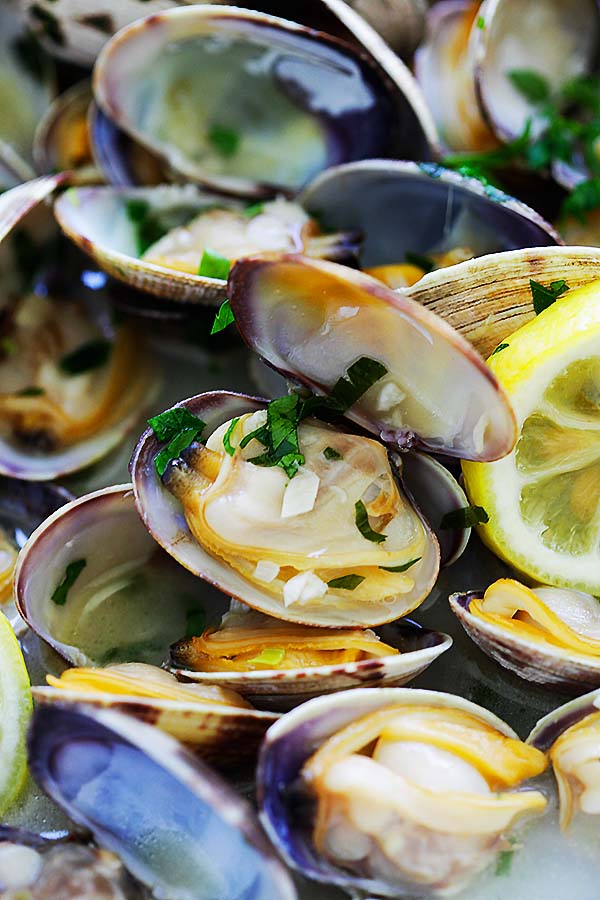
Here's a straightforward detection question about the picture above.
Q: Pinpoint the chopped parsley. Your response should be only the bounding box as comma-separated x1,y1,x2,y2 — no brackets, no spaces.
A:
148,407,206,476
561,177,600,221
223,417,240,456
51,559,86,606
380,557,421,573
507,69,550,104
327,574,365,590
59,339,112,375
405,251,435,273
16,386,45,397
198,248,231,281
243,202,265,219
491,342,510,355
354,500,386,544
248,648,286,666
442,121,532,185
185,607,207,639
211,299,235,335
323,446,343,460
530,278,569,315
329,357,388,412
476,15,485,29
440,506,489,529
125,198,169,255
207,125,241,158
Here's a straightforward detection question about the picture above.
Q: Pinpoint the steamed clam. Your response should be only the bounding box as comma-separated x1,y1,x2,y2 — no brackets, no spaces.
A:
451,578,600,692
258,688,548,897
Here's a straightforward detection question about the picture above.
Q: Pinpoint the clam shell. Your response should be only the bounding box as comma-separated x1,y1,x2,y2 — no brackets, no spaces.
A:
131,391,440,628
300,160,560,271
527,689,600,752
32,684,278,768
257,687,524,896
28,704,298,898
228,254,517,461
404,245,600,359
14,484,219,668
450,591,600,692
33,80,99,180
171,620,452,711
92,6,427,197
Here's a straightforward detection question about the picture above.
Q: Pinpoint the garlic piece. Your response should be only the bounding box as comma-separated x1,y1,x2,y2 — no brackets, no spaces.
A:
253,560,280,583
283,571,328,607
281,468,320,518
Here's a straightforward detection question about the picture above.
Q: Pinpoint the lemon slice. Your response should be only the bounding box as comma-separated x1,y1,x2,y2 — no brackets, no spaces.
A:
0,611,32,816
463,280,600,593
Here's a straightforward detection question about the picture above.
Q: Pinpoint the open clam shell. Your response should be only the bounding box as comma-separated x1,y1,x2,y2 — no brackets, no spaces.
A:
258,687,547,897
33,80,99,180
300,160,560,272
450,586,600,692
131,391,441,627
32,664,278,768
404,245,600,359
171,619,452,711
229,254,517,461
92,6,428,198
28,704,298,899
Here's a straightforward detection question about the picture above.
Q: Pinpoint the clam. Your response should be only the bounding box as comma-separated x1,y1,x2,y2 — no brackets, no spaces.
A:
54,185,359,305
299,159,560,291
0,178,161,481
258,687,548,897
91,5,432,199
33,80,99,180
451,578,600,692
28,704,298,899
170,602,452,710
528,689,600,831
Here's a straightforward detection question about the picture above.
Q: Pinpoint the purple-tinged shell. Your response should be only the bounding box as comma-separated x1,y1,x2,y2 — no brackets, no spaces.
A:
257,687,521,896
527,689,600,752
228,254,517,462
450,591,600,693
92,6,428,198
33,81,97,179
131,391,440,627
28,704,297,899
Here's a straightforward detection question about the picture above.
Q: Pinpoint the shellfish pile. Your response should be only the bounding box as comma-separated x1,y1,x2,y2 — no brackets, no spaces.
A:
3,1,600,898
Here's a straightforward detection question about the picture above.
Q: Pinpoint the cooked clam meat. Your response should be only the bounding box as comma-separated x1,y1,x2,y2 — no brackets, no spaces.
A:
548,706,600,830
0,293,148,452
45,663,252,709
300,705,547,894
163,408,434,621
468,579,600,656
142,199,356,275
0,527,17,605
364,246,476,288
171,607,399,672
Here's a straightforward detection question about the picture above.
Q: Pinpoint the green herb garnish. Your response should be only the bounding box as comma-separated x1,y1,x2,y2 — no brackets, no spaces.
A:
354,500,386,544
530,278,570,315
323,446,343,460
59,339,112,375
242,393,306,479
16,386,45,397
243,202,265,219
476,15,485,29
247,648,286,666
211,299,235,335
440,506,489,529
185,607,207,639
507,69,550,104
442,121,532,183
329,357,389,412
148,407,206,476
0,337,17,356
491,342,510,355
561,177,600,222
380,557,421,573
198,248,231,281
223,417,240,456
51,559,86,606
405,251,435,273
327,574,365,590
125,198,169,255
207,125,241,158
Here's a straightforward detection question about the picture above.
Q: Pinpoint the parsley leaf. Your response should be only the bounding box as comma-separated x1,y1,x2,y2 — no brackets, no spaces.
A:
380,557,421,573
476,15,485,29
530,278,569,315
561,177,600,222
16,386,45,397
199,248,231,281
51,559,86,606
148,407,206,476
185,607,206,638
223,417,240,456
508,69,550,104
59,339,112,375
355,500,386,544
330,357,388,412
442,121,532,180
405,251,435,272
327,574,365,590
440,506,489,529
208,125,241,158
323,446,343,460
125,198,169,255
211,299,235,335
491,342,510,356
248,648,286,666
243,202,265,219
155,427,200,477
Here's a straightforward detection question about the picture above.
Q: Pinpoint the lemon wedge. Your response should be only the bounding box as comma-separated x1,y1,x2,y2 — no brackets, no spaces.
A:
0,611,32,816
463,280,600,593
